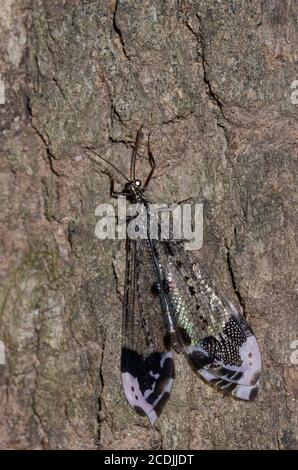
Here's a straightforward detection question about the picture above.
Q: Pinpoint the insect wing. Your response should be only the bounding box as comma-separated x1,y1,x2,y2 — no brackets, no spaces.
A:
157,241,261,400
121,237,175,424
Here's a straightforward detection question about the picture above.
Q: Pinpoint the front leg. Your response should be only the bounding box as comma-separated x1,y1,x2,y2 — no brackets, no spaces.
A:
110,177,129,198
143,134,156,191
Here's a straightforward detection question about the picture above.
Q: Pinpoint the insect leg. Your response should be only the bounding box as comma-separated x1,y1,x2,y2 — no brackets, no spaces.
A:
131,125,143,180
110,177,129,198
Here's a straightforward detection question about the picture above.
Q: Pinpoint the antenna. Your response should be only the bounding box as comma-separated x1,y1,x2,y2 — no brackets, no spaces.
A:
85,146,129,182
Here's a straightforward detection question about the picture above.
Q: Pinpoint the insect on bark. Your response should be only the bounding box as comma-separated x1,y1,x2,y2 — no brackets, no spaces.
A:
86,127,262,425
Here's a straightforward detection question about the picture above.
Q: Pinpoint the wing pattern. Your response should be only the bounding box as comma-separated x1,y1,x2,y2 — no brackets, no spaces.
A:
157,241,261,400
121,237,175,424
121,228,261,424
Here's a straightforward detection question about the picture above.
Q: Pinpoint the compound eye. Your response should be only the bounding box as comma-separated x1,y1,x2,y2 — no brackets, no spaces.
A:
135,179,141,187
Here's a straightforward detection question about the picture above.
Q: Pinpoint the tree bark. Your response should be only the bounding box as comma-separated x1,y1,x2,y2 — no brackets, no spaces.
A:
0,0,297,449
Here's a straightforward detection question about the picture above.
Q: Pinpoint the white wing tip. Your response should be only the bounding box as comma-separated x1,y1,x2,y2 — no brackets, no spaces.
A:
232,380,260,401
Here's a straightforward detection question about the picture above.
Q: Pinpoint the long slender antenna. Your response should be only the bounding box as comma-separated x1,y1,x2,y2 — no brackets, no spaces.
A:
130,125,143,180
85,146,129,182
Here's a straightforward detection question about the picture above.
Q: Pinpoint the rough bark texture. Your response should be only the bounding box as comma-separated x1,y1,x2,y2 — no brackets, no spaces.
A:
0,0,297,450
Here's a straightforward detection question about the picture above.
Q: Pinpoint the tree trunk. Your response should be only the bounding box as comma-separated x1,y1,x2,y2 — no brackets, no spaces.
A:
0,0,297,449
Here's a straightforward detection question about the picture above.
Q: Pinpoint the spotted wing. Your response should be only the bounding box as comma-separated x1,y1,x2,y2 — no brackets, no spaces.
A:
157,241,261,400
121,237,175,425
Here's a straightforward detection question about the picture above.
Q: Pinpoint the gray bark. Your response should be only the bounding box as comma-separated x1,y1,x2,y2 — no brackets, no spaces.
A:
0,0,297,449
